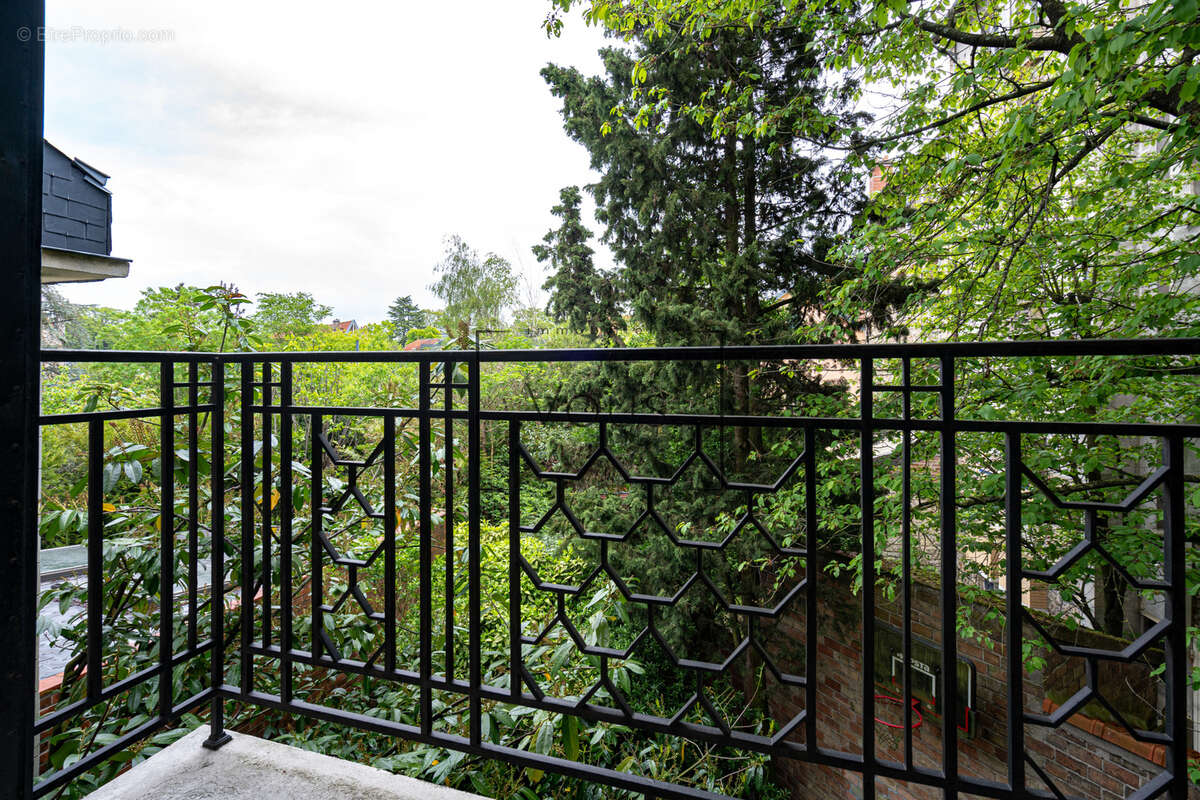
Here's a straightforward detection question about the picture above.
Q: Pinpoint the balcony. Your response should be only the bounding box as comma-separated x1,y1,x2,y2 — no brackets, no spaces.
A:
20,341,1200,800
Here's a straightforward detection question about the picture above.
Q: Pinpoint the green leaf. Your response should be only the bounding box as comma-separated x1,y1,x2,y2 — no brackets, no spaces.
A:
563,715,579,761
533,719,555,755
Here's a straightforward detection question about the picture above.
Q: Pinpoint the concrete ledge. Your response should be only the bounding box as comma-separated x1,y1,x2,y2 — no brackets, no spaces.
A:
83,727,484,800
41,246,131,284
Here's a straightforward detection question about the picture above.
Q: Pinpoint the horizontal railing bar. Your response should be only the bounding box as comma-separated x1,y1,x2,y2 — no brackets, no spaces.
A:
39,405,217,424
218,687,730,800
34,643,214,733
215,685,1033,800
233,405,1200,438
40,336,1200,364
32,689,212,798
870,384,942,392
243,642,1048,799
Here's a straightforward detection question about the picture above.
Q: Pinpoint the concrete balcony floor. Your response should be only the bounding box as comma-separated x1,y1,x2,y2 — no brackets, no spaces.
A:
84,726,484,800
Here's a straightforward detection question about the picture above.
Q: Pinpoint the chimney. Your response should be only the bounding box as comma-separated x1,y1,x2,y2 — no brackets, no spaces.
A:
868,164,889,198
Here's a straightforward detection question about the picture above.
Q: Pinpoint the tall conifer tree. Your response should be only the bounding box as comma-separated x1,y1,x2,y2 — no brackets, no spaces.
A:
541,25,877,463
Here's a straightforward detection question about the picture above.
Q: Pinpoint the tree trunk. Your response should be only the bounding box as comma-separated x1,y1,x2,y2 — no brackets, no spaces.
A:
1086,433,1127,637
741,134,764,455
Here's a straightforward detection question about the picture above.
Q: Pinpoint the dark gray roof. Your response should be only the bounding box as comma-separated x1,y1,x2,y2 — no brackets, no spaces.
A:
42,140,112,256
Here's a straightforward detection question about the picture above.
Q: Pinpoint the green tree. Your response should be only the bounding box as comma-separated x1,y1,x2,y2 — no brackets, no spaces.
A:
253,291,332,341
97,284,256,353
534,186,625,344
428,235,519,333
545,0,1200,344
541,30,881,464
545,0,1200,612
386,294,424,342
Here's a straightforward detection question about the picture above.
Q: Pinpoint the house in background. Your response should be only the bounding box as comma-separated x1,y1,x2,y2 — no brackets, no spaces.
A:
330,318,359,332
40,140,131,285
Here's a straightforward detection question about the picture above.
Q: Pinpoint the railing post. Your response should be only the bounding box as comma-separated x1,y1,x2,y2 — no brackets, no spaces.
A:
444,361,456,683
204,359,231,749
468,352,482,746
860,358,876,800
159,362,176,725
279,362,294,704
86,421,104,704
1004,432,1024,794
261,363,274,652
509,420,521,700
939,355,959,800
419,361,432,736
1164,435,1188,800
239,362,254,698
0,0,42,793
311,412,324,662
901,357,914,766
383,415,396,674
803,425,817,753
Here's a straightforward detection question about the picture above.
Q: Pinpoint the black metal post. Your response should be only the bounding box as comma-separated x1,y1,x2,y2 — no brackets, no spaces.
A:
803,425,817,752
86,422,104,703
901,357,913,767
468,353,482,746
860,358,876,800
159,362,176,724
311,413,324,662
261,363,273,650
239,362,254,696
384,415,396,674
509,420,521,700
444,361,456,682
0,0,43,792
204,359,231,749
419,362,432,735
187,362,200,652
279,362,294,704
1164,435,1188,800
1004,432,1023,793
939,356,959,799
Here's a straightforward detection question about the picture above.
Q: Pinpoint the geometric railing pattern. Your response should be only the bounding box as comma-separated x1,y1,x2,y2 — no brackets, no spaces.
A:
23,339,1200,800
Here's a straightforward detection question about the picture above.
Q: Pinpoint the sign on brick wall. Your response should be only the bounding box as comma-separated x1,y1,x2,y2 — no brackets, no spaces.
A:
873,622,978,738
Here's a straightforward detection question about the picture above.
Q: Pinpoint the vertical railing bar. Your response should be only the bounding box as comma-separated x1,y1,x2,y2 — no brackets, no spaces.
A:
1164,434,1187,800
204,358,230,749
86,419,104,703
468,352,482,746
445,360,455,682
261,362,273,650
187,361,199,652
239,362,253,696
509,420,521,700
902,356,913,768
158,361,175,723
803,424,817,753
1004,432,1024,794
279,361,294,705
419,361,433,735
311,413,323,662
384,415,397,674
939,355,959,798
860,358,876,800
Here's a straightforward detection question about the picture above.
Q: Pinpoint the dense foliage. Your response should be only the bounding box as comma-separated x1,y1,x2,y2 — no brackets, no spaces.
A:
36,3,1200,790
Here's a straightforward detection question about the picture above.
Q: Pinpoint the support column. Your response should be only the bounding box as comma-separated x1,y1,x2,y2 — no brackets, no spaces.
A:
0,1,44,797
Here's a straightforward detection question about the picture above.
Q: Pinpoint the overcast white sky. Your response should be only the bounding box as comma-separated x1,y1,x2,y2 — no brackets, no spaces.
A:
47,1,615,323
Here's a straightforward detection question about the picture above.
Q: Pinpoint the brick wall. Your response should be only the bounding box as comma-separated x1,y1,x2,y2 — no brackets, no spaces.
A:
757,569,1196,799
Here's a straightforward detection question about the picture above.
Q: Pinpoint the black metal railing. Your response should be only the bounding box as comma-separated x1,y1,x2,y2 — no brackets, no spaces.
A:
27,339,1200,800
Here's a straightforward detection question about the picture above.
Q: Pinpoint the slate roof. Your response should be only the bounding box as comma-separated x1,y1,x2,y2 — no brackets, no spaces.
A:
42,140,113,256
